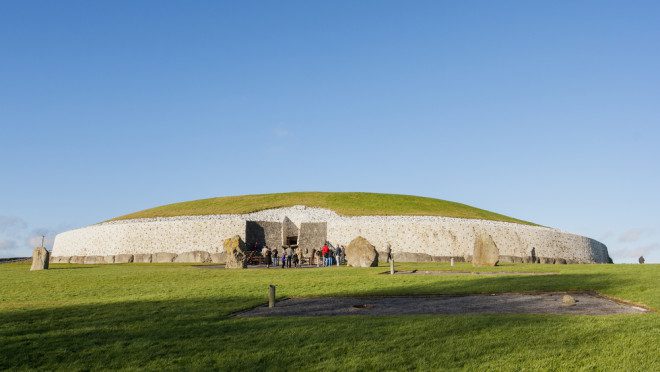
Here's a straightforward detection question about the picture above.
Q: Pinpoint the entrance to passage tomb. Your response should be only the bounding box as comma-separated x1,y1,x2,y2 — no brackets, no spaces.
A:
244,219,327,253
286,236,298,246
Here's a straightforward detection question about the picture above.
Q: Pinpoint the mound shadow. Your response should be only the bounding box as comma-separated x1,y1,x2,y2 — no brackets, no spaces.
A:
0,272,648,370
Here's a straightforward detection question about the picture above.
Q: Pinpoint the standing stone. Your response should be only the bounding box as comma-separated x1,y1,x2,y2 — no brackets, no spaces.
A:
345,236,379,268
639,256,645,264
224,235,247,269
30,247,50,271
472,233,499,267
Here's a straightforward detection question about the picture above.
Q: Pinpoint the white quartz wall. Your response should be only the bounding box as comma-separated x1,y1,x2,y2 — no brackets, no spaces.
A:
53,206,609,263
54,218,246,256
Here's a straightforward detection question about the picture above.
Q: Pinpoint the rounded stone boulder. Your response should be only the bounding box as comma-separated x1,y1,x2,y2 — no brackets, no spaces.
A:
345,236,379,268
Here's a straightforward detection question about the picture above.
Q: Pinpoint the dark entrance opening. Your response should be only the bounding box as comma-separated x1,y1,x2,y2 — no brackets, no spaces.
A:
286,236,298,246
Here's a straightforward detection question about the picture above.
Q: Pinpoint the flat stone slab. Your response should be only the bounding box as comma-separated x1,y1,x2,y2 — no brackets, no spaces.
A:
237,293,648,317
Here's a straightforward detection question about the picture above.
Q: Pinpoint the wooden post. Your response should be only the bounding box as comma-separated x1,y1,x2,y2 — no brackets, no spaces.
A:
268,285,276,308
389,258,394,275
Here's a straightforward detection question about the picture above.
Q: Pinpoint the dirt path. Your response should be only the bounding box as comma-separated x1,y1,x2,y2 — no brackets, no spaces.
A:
385,270,558,276
237,293,648,317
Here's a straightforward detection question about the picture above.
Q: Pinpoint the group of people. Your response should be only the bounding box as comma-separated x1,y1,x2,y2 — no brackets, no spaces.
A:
259,241,345,268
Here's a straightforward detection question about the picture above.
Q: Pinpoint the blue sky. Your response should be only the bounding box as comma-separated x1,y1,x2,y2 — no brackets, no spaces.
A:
1,1,658,262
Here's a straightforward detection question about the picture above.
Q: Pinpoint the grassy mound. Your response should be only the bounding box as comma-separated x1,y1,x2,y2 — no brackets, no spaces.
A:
111,192,534,225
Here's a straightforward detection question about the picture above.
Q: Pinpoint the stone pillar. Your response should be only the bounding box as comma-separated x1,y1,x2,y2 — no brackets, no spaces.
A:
30,247,50,271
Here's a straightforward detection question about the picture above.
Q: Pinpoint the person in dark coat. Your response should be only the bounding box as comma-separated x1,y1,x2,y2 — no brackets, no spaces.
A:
264,245,272,268
272,247,279,267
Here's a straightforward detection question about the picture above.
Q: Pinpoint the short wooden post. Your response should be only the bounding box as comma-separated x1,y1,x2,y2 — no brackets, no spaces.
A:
268,285,276,308
389,258,395,275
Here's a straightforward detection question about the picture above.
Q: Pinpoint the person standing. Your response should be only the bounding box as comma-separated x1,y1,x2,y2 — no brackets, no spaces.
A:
264,245,272,268
335,245,342,266
385,243,392,263
272,247,279,267
286,246,294,268
321,243,330,267
310,248,317,265
315,250,322,267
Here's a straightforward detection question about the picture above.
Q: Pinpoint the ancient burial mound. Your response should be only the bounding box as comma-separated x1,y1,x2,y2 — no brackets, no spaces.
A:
51,192,611,264
237,293,648,317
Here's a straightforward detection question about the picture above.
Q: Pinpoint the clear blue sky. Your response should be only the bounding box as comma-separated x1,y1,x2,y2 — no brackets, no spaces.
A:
1,1,658,263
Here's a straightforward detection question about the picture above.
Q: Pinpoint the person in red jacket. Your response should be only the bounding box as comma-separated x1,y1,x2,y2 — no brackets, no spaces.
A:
321,243,330,267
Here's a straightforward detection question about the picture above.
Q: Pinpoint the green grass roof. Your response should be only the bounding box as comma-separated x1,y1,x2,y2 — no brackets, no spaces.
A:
110,192,535,225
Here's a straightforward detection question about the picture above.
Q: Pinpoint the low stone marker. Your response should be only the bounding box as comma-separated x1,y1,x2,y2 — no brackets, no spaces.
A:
472,233,499,267
390,258,395,275
450,257,455,267
30,246,50,271
268,285,276,308
345,236,379,267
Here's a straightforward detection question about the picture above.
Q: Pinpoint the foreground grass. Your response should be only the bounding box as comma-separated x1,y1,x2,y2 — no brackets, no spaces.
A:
111,192,535,225
1,262,658,370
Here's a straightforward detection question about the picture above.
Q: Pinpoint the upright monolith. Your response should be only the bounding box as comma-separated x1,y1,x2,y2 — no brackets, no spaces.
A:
224,235,247,269
30,246,50,271
472,233,499,267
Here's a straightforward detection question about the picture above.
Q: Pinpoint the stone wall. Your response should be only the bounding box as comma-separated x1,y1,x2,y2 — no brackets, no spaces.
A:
282,217,299,247
298,222,327,254
52,206,610,263
53,217,245,256
245,221,282,250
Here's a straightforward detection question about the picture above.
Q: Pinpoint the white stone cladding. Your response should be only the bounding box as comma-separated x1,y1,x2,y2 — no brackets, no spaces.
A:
53,206,609,263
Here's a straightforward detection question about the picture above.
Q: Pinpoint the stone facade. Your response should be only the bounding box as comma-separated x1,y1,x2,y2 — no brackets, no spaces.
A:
245,221,282,250
298,222,327,254
52,206,610,264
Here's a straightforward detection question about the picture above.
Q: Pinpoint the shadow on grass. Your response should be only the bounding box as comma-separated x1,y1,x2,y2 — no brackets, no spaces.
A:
0,273,654,370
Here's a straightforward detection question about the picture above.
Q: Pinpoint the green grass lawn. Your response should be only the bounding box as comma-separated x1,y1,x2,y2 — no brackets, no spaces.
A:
1,262,658,370
111,192,535,225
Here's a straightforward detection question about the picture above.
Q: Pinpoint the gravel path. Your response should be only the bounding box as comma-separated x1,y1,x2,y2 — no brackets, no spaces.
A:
237,293,648,317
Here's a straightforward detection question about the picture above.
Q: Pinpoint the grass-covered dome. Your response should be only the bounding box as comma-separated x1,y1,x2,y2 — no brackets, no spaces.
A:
111,192,534,225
